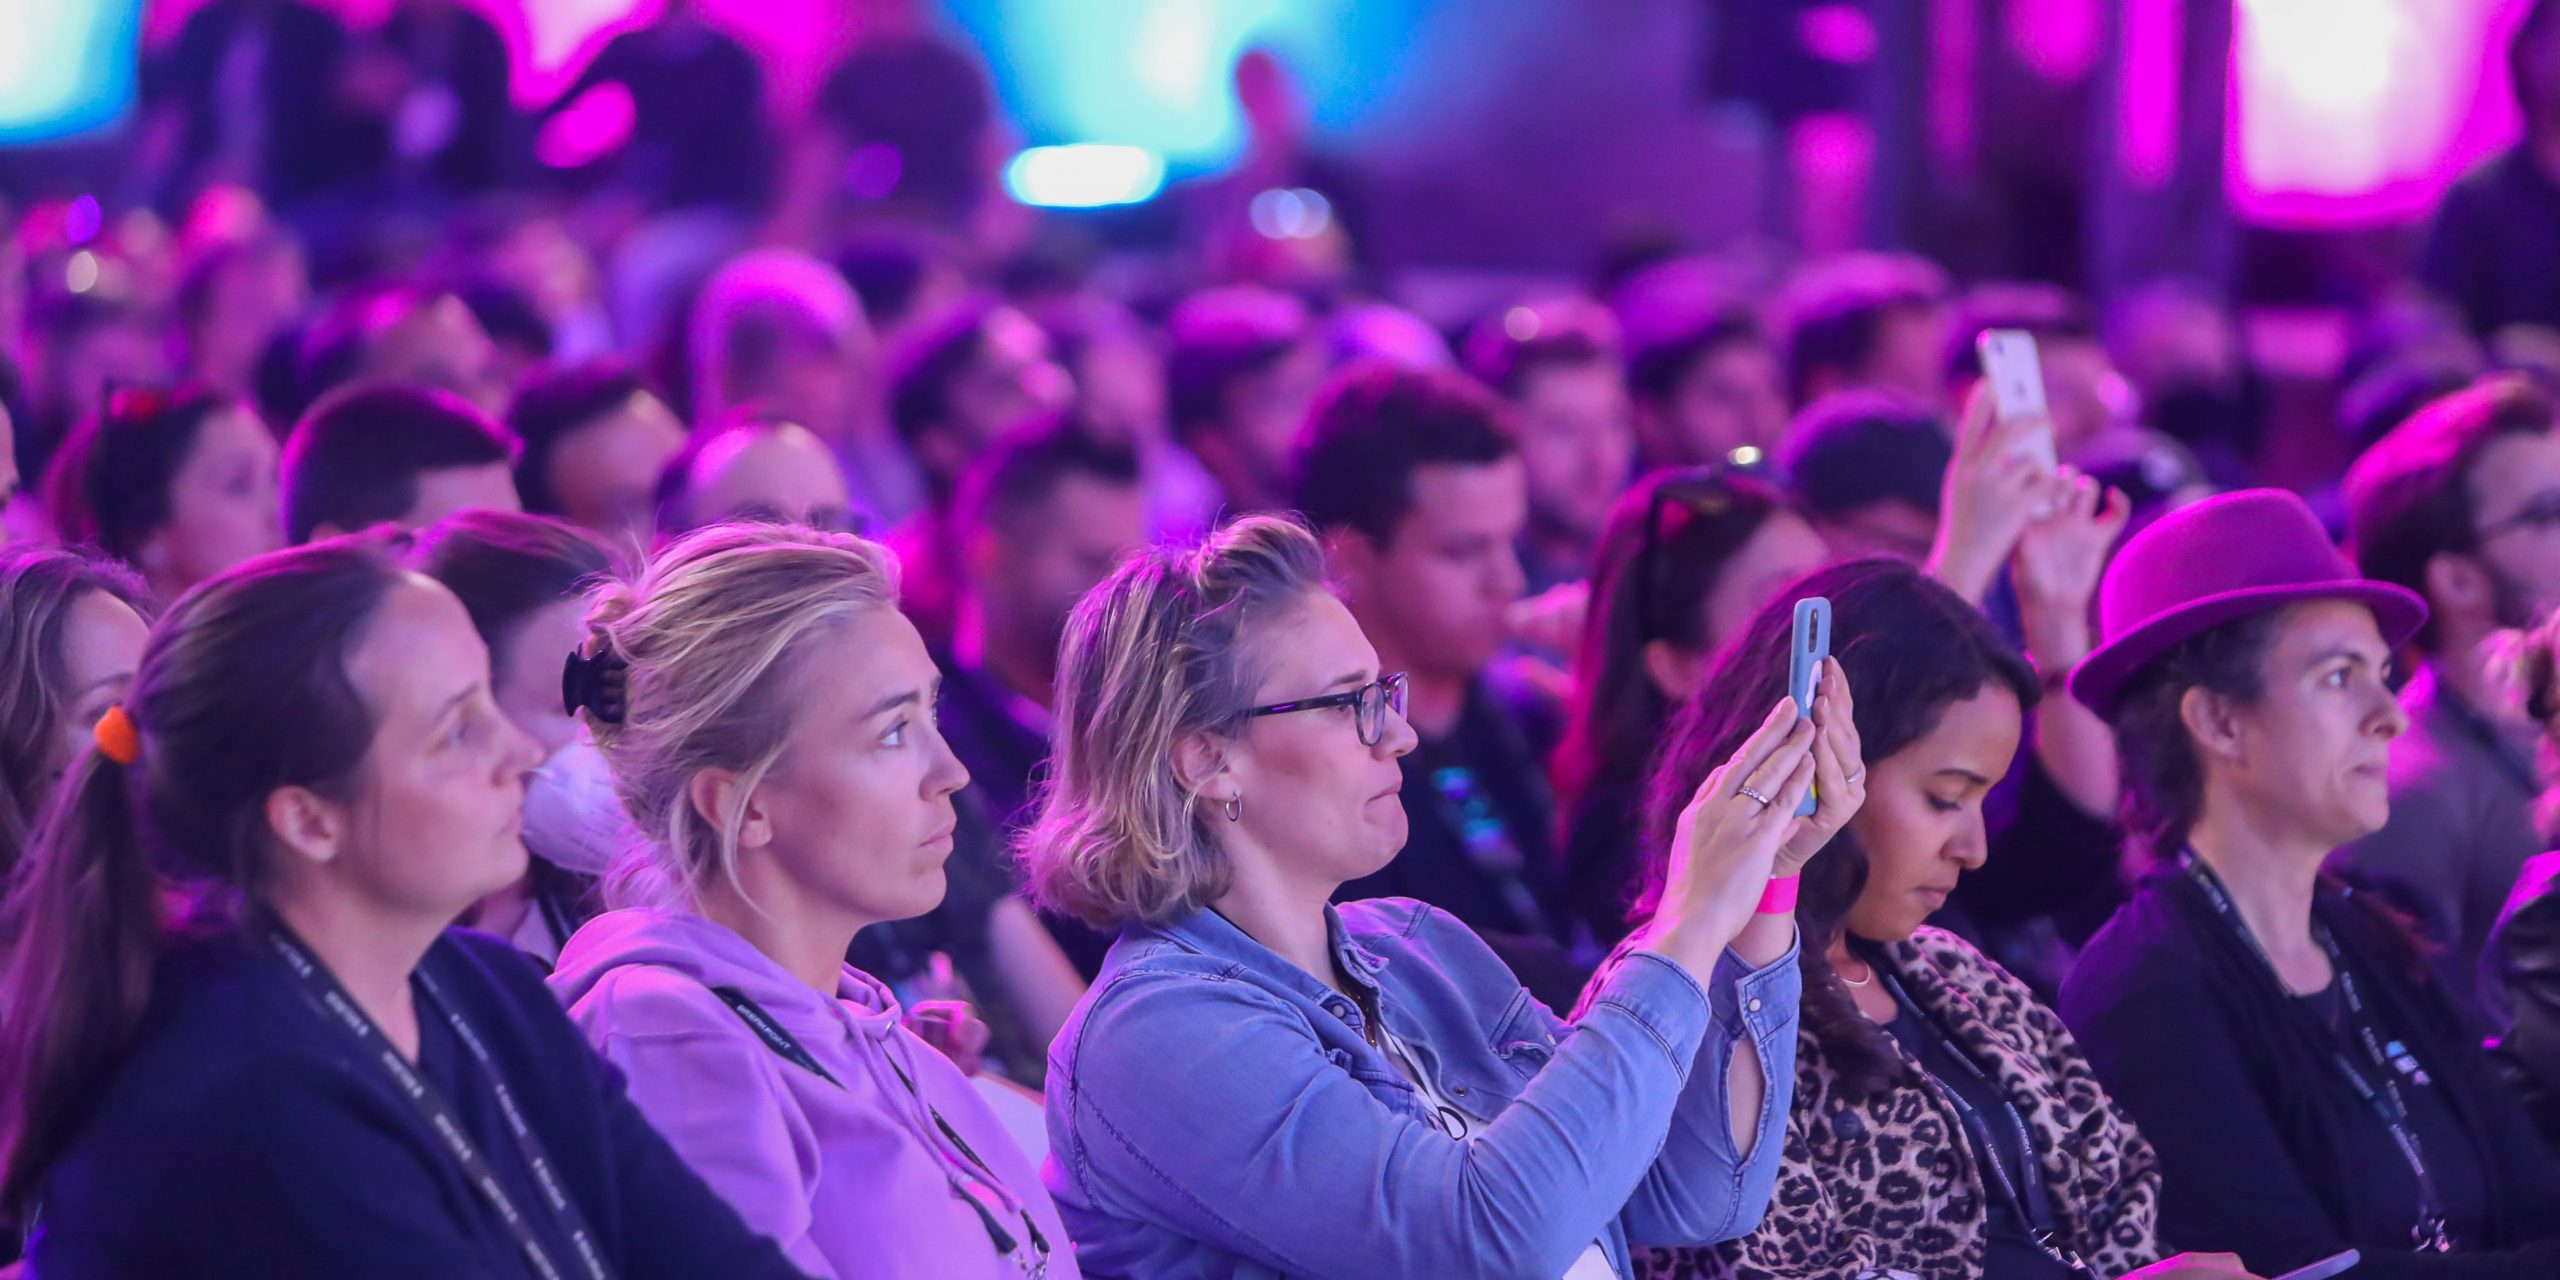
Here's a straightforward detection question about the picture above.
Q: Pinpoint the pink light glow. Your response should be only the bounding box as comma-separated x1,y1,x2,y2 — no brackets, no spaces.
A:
533,79,633,169
2119,0,2182,190
2230,0,2530,227
1929,0,1977,170
2006,0,2101,84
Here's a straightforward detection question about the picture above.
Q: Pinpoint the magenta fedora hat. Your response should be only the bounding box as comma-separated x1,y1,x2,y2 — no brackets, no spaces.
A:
2068,489,2427,718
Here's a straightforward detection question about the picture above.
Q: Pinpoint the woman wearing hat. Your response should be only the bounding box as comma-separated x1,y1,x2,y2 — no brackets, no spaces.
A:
2058,490,2560,1276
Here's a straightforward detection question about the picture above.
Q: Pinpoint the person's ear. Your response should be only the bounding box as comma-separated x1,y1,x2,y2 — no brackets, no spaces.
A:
2422,551,2491,628
1170,730,1237,805
133,529,174,576
265,784,349,870
1641,638,1708,703
1321,528,1385,607
2179,684,2248,764
687,766,773,853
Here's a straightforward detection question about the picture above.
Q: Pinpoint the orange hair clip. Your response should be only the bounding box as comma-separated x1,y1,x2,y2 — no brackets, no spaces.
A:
93,705,141,766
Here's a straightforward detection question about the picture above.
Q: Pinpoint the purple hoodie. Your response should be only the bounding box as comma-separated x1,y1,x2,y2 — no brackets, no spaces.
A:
549,908,1077,1280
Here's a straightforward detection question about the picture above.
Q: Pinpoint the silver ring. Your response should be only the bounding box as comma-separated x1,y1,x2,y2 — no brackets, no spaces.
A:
1736,785,1774,809
1845,768,1864,784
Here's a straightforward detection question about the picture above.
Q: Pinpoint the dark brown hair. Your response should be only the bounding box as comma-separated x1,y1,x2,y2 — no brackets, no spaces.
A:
409,509,615,689
2345,376,2557,652
1553,468,1794,824
1639,558,2037,1100
0,538,407,1217
40,387,242,564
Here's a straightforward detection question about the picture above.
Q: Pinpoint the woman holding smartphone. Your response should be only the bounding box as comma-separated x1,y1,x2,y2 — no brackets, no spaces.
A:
1020,515,1863,1278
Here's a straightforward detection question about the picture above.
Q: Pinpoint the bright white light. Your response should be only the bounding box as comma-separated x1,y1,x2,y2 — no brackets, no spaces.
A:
1003,145,1168,209
1247,187,1336,239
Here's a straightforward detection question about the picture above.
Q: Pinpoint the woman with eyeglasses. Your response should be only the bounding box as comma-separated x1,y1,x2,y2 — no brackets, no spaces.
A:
1020,515,1864,1278
2060,491,2560,1276
1554,467,1831,946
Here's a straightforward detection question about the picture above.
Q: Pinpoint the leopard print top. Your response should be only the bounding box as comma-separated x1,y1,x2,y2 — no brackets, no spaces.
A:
1639,928,2163,1279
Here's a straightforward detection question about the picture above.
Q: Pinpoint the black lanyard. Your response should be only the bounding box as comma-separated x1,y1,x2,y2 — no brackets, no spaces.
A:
2179,854,2457,1253
534,891,580,958
259,924,612,1280
704,985,1052,1277
1871,959,2095,1278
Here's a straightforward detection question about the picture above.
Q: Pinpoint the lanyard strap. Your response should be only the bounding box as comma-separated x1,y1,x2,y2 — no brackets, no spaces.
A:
704,984,1051,1276
534,891,580,958
1872,962,2094,1277
259,925,613,1280
2178,855,2456,1253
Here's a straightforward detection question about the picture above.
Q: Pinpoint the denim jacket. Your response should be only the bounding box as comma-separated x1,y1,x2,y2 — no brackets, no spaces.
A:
1042,897,1800,1279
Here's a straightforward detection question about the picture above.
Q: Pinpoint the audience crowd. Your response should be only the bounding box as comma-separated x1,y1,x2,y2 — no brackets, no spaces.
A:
8,3,2560,1277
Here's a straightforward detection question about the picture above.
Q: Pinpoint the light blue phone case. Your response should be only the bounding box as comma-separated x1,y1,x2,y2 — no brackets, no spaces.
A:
1787,597,1831,819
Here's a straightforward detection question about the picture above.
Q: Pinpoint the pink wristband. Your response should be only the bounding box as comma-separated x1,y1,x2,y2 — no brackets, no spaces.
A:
1755,875,1801,915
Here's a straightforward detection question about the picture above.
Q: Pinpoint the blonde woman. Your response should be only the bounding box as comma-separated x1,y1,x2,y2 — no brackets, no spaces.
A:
547,523,1074,1279
1021,515,1863,1279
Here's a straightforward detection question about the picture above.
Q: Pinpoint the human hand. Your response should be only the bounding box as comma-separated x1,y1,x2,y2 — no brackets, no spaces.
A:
1928,384,2073,605
1634,697,1816,976
1775,657,1865,877
905,999,991,1078
2011,466,2131,667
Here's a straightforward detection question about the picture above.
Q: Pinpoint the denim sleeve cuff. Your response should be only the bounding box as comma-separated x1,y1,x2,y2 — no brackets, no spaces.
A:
1587,948,1716,1074
1708,931,1803,1048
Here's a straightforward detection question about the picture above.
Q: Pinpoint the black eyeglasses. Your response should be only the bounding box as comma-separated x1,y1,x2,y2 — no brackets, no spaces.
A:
1634,467,1739,641
1248,673,1409,746
2478,491,2560,542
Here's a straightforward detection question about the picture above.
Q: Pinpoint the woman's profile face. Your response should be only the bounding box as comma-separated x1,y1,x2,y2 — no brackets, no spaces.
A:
1842,685,2023,944
145,404,281,594
1213,591,1419,889
2201,601,2406,852
323,575,543,919
49,587,150,783
492,595,589,757
740,607,971,930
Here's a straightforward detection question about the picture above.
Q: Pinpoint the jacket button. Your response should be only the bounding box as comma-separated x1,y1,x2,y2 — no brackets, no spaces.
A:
1451,1085,1468,1097
1746,998,1763,1014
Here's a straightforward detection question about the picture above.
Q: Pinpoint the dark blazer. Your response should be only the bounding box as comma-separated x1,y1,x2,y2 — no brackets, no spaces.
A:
2487,851,2560,1150
29,928,810,1279
2061,872,2560,1277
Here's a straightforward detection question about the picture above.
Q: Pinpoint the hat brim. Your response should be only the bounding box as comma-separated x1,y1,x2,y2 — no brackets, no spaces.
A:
2068,581,2429,719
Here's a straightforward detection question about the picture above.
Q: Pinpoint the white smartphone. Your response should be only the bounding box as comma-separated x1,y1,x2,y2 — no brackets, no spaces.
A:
2273,1250,2360,1280
1976,328,2059,471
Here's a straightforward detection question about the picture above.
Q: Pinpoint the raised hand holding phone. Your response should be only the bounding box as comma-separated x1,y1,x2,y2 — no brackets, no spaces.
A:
1977,328,2059,472
1927,380,2075,606
1786,598,1831,818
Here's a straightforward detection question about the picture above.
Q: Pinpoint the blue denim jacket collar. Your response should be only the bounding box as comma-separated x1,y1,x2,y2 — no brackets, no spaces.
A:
1151,904,1392,999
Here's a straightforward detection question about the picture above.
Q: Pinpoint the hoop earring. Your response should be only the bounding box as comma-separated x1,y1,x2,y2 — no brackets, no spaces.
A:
1223,797,1243,822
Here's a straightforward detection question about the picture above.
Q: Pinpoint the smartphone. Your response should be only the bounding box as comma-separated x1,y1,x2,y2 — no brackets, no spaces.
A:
2273,1250,2360,1280
1787,597,1831,818
1976,328,2059,471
